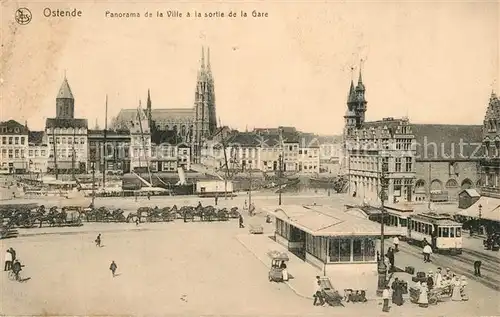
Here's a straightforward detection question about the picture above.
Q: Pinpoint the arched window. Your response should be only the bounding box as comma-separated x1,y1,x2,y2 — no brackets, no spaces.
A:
415,179,425,188
430,179,443,191
445,179,458,188
461,178,473,190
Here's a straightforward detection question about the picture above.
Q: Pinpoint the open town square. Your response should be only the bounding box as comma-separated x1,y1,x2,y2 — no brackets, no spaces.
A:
1,192,499,316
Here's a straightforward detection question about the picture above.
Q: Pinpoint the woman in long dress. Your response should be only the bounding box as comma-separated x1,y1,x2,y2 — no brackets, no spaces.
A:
451,277,462,301
418,282,429,308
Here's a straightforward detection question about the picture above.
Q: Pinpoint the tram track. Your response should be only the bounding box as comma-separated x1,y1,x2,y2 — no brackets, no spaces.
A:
397,243,500,292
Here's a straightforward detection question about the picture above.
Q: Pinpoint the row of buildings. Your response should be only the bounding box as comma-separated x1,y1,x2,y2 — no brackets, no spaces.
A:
342,70,500,203
0,47,342,177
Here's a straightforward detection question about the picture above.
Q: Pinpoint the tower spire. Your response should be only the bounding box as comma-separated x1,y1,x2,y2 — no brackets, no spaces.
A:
201,46,205,68
358,59,364,85
207,47,211,70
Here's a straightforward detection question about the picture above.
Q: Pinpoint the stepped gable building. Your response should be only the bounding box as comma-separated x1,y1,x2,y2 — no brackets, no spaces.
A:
45,75,89,173
112,46,217,163
480,91,500,198
343,69,482,204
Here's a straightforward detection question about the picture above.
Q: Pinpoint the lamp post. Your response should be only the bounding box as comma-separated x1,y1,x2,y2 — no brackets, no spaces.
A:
91,160,96,208
376,157,389,296
278,154,283,206
478,203,483,235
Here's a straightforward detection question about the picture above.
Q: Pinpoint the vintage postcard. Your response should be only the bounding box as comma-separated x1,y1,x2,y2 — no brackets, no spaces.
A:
0,1,499,316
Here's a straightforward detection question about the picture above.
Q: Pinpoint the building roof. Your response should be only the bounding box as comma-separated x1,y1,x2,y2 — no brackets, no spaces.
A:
57,77,74,99
458,196,500,222
115,108,195,124
45,118,88,129
459,189,480,198
151,130,178,145
0,120,29,134
411,124,483,161
299,133,320,148
28,131,45,145
267,205,401,236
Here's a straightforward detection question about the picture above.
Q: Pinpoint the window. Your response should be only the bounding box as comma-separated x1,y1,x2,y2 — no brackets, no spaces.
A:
456,227,461,237
353,239,363,261
442,227,449,238
29,150,33,157
14,149,19,158
8,150,12,158
405,157,412,172
56,137,60,144
8,137,12,145
394,179,402,196
1,137,5,144
450,227,455,238
21,137,25,144
395,158,402,172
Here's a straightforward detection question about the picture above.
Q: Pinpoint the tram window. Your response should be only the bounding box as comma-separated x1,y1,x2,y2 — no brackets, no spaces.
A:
424,224,429,235
456,227,461,237
400,218,407,227
450,227,455,237
438,228,442,237
442,227,449,238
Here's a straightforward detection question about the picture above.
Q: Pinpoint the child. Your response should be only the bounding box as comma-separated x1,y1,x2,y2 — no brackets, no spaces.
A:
109,261,117,277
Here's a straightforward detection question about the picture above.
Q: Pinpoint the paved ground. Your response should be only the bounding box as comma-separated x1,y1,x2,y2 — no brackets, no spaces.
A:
1,194,499,316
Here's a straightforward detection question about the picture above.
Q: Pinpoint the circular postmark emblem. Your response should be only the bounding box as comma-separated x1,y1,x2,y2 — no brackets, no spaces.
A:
15,8,32,25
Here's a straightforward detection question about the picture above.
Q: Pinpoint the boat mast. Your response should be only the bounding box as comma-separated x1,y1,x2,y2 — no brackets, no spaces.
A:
52,127,58,180
71,129,76,181
102,95,108,188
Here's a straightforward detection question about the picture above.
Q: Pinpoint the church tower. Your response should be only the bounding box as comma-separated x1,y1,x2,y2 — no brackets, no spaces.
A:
354,69,367,127
56,75,75,119
146,89,153,131
193,46,217,162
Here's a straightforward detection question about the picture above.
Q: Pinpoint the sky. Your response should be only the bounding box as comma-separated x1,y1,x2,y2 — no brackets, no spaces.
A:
1,1,498,135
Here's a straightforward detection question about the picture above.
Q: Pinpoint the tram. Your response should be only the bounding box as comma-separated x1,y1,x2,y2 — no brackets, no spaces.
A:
406,213,462,254
382,205,414,239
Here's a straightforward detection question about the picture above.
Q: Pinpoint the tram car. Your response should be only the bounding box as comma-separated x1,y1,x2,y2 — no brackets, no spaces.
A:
381,205,414,240
406,213,462,254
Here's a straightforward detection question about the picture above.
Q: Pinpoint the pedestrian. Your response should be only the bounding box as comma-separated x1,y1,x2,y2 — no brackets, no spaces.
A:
244,200,248,210
391,278,404,306
393,236,400,252
95,233,101,247
451,276,461,301
423,243,432,263
147,192,151,200
239,214,244,228
9,247,16,262
427,270,434,290
135,218,140,226
385,247,395,272
313,277,325,306
135,194,138,202
382,285,390,312
4,249,12,271
434,267,443,288
417,282,429,308
460,276,468,301
474,260,482,277
109,260,117,277
214,194,218,206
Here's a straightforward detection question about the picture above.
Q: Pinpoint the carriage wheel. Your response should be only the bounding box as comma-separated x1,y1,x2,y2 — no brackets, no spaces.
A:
429,295,438,305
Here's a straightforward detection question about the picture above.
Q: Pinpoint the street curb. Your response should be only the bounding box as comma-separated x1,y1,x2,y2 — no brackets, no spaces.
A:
234,234,314,300
235,234,384,302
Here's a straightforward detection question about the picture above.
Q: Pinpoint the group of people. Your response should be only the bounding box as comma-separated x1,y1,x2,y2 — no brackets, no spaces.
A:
4,247,23,281
414,267,468,308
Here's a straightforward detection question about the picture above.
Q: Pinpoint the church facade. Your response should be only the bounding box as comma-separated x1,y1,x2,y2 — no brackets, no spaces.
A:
112,47,217,163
